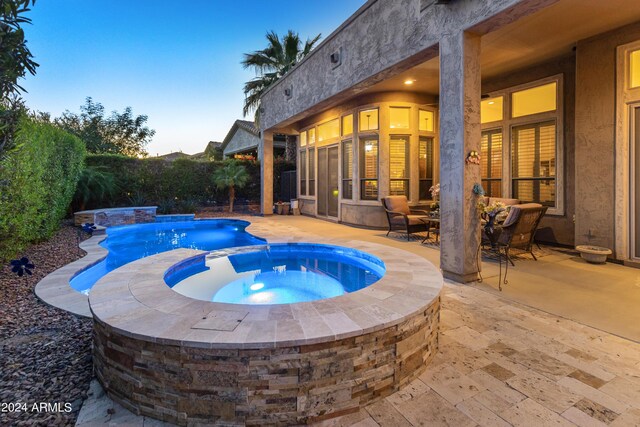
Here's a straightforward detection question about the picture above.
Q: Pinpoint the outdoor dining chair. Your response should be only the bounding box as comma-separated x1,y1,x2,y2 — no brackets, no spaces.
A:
381,196,430,240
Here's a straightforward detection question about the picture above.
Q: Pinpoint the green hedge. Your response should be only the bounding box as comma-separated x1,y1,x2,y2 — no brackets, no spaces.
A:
76,154,295,213
0,117,86,261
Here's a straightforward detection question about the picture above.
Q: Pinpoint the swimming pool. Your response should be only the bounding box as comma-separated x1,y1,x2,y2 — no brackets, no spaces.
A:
70,219,264,294
165,243,386,304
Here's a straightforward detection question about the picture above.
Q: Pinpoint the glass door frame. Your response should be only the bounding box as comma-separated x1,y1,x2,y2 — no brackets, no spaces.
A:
630,102,640,260
316,144,340,220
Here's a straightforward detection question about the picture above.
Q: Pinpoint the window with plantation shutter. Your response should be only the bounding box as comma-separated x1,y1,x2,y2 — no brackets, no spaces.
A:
360,138,378,200
342,140,353,199
299,150,307,196
419,137,434,200
481,130,502,197
389,136,409,197
511,121,556,206
308,148,316,196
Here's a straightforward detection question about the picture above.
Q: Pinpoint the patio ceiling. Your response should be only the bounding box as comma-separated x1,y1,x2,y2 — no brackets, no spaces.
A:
360,0,640,97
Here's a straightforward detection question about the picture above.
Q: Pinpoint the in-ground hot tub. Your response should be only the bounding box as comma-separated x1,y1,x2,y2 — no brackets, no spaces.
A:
90,241,442,426
166,243,386,304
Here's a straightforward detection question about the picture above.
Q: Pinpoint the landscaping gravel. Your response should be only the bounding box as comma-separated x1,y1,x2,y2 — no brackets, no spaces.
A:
0,222,93,427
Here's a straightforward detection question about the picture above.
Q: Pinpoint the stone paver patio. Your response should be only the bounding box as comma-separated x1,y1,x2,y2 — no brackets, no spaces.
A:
74,216,640,426
323,282,640,427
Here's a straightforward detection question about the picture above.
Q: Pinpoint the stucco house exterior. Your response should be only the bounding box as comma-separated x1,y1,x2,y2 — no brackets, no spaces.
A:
256,0,640,282
221,119,286,160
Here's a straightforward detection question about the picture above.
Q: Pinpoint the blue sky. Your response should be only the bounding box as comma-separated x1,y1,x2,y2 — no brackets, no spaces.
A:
22,1,365,155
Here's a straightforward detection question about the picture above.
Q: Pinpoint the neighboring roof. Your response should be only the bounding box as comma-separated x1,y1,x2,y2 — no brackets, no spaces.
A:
221,120,259,151
156,152,191,161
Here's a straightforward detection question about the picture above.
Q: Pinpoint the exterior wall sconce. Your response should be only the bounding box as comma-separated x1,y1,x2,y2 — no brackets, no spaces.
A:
284,86,293,100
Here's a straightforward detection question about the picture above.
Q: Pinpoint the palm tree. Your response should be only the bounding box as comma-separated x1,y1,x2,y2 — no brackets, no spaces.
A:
212,160,250,213
242,30,321,120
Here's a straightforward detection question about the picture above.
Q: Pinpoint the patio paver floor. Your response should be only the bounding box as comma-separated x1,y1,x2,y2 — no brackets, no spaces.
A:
320,282,640,427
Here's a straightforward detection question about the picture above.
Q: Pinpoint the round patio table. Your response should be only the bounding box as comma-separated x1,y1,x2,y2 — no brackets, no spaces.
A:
420,217,440,243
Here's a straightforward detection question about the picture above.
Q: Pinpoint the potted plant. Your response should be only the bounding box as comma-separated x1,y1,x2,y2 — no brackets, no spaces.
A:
575,245,612,264
429,183,440,216
477,200,506,247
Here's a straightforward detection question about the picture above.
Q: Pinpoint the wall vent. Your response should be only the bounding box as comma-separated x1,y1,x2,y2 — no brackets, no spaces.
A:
284,86,293,100
330,47,343,69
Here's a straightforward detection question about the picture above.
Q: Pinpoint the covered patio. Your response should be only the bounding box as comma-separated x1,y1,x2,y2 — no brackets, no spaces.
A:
257,215,640,343
257,0,640,283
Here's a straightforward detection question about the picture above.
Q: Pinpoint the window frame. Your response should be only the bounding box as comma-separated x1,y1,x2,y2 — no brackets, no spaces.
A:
299,149,307,196
481,96,504,125
358,108,379,132
341,114,354,137
510,120,557,207
308,146,316,197
389,106,411,130
418,136,435,201
359,136,379,201
341,138,353,200
480,128,503,198
389,135,410,198
317,117,340,143
481,75,564,215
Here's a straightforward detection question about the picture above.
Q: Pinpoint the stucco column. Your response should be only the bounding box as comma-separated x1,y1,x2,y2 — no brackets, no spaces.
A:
438,31,482,283
259,130,274,215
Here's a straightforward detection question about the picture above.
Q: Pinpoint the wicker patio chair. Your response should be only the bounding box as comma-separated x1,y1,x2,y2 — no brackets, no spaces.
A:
489,203,548,266
381,196,430,240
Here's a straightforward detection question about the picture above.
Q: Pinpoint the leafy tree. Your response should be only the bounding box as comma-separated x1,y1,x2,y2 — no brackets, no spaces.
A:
204,141,223,161
241,30,321,120
212,160,250,213
56,97,155,157
0,0,38,99
0,0,38,160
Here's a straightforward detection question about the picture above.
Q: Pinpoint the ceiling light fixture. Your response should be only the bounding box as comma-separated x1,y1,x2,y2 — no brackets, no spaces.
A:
404,79,415,85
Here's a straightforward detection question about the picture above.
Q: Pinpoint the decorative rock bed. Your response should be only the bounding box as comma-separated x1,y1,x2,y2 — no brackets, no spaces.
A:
89,242,442,426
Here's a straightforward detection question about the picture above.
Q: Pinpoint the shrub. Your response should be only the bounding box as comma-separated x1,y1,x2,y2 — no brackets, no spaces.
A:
73,164,117,211
79,155,295,212
0,116,85,261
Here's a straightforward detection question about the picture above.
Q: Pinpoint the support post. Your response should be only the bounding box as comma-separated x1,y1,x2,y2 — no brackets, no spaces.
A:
259,130,274,216
438,31,482,282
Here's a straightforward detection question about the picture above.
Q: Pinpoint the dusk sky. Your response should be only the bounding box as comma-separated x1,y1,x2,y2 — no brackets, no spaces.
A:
22,1,365,156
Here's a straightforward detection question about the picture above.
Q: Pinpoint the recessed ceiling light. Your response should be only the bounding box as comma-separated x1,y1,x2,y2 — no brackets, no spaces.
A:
404,79,415,85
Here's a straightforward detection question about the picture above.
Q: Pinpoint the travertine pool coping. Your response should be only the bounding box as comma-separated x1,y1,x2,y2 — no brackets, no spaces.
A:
89,235,442,348
34,232,106,318
34,218,443,339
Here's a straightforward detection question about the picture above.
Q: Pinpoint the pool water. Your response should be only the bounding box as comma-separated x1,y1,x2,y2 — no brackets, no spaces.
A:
70,219,263,294
166,244,386,304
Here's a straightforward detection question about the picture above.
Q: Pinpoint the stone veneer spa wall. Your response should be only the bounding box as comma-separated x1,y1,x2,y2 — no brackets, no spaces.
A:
90,243,442,426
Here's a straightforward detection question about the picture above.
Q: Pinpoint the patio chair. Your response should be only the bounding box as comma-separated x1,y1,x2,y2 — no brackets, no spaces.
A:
488,203,548,266
381,196,430,240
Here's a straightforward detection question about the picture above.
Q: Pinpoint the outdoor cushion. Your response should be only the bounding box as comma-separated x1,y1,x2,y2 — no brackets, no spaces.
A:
390,214,426,226
490,197,519,206
502,203,543,227
383,196,411,215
